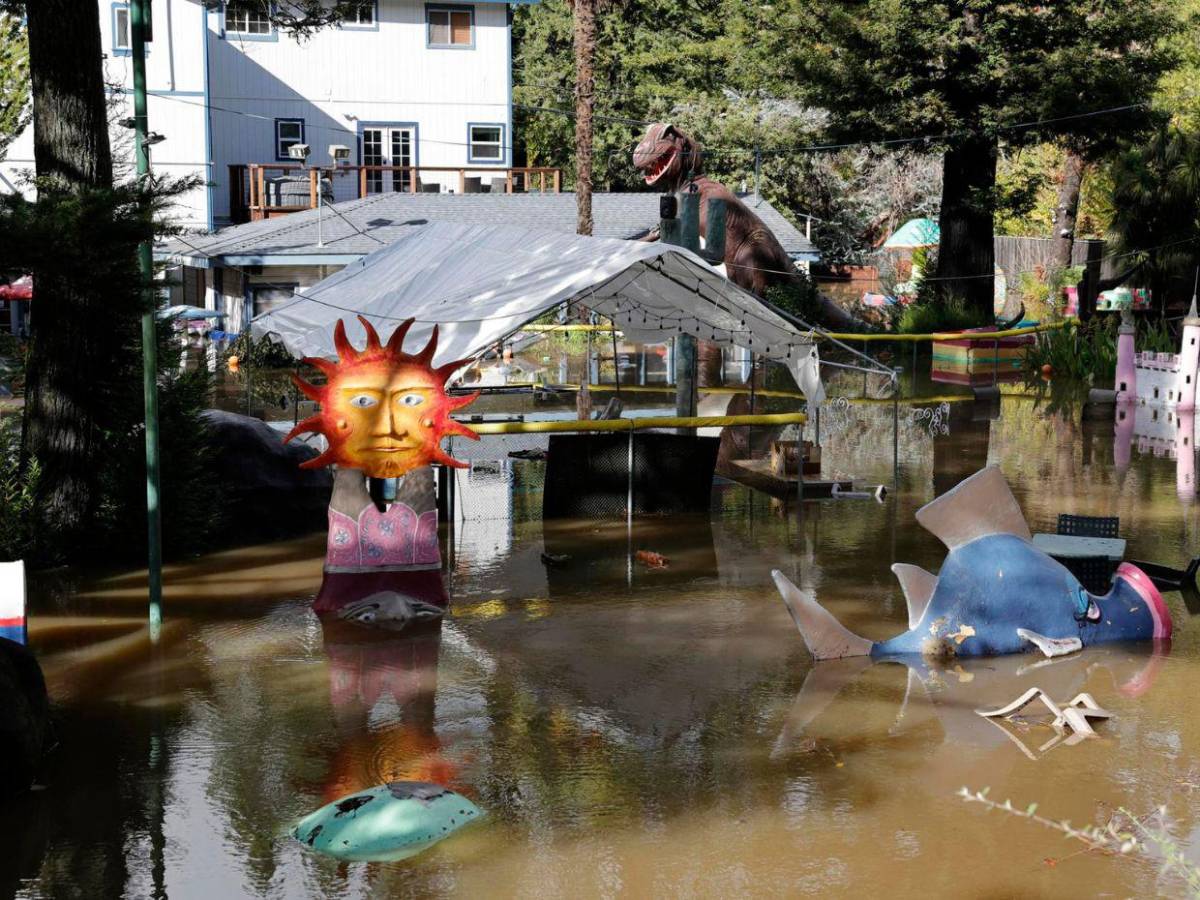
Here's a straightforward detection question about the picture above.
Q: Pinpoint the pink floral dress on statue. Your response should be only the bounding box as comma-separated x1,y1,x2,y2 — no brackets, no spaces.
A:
314,466,448,626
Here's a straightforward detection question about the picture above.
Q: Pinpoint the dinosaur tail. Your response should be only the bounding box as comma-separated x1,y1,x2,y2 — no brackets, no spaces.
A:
771,570,874,660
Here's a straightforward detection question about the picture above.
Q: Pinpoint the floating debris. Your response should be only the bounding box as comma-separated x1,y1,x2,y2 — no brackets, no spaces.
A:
293,781,483,862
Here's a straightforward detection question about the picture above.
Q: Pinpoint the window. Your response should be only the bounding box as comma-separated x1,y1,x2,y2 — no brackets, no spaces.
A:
345,0,377,26
468,124,503,163
250,284,297,318
275,118,305,161
427,5,473,48
112,4,131,56
226,1,272,36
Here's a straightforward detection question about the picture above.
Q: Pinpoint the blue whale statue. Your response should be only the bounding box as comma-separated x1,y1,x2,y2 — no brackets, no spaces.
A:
773,466,1171,659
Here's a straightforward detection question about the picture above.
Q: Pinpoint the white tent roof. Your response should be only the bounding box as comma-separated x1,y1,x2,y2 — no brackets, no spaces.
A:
250,221,825,400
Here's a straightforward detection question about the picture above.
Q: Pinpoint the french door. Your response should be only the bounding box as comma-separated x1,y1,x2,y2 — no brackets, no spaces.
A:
361,126,415,193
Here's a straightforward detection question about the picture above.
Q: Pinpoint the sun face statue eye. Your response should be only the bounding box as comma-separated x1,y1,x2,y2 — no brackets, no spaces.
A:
398,393,425,407
349,394,378,409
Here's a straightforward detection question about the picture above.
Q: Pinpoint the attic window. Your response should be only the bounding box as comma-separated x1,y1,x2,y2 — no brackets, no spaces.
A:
427,5,473,47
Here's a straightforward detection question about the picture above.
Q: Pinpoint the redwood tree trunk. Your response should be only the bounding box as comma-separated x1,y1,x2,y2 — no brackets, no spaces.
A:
572,0,596,236
934,135,998,322
1051,149,1085,271
21,0,116,539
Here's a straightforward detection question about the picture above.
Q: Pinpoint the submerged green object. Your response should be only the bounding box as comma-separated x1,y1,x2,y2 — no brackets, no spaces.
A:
293,782,483,862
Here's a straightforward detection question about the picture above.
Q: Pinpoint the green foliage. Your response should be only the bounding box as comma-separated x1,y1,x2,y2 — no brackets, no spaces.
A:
95,322,224,560
225,331,297,369
1107,126,1200,303
759,1,1177,158
0,12,28,158
512,0,941,264
0,173,221,562
763,272,821,322
1025,318,1117,382
0,416,40,562
0,332,23,394
1018,265,1083,320
895,296,985,335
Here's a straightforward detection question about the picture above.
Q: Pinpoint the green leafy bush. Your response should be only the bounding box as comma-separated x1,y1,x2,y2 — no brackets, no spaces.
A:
0,417,40,562
896,295,985,334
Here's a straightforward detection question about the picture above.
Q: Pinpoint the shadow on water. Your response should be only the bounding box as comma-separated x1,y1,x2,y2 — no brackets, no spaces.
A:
8,385,1200,896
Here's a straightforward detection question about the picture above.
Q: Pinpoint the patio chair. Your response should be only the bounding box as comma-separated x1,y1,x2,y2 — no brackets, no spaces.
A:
1056,514,1120,538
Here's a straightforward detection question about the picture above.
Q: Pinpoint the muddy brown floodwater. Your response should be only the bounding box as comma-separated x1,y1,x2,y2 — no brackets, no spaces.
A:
4,391,1200,898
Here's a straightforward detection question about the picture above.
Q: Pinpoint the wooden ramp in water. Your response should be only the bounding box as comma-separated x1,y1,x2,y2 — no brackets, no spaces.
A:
722,458,852,500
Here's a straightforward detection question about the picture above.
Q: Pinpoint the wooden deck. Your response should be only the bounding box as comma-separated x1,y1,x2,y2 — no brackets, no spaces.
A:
723,458,852,499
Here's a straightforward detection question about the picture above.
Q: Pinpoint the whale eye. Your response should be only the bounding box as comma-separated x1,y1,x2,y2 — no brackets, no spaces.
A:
398,393,425,407
349,394,378,409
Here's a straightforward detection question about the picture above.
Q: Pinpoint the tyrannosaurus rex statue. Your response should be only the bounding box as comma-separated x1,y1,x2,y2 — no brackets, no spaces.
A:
633,123,862,331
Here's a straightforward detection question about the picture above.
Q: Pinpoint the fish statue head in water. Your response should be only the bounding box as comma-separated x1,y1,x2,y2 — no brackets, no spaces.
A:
773,466,1171,660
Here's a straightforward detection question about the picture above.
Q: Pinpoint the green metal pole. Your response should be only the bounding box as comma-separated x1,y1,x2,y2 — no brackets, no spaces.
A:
131,0,163,637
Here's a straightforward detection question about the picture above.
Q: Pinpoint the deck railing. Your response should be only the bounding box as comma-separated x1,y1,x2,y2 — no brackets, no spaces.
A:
228,163,564,223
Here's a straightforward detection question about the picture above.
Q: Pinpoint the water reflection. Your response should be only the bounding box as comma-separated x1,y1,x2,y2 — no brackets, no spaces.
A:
8,392,1200,896
777,643,1170,764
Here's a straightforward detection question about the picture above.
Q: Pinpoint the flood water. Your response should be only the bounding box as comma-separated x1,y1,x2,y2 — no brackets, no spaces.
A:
6,387,1200,898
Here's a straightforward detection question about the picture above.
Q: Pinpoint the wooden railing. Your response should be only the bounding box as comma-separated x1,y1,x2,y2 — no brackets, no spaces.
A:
228,163,563,223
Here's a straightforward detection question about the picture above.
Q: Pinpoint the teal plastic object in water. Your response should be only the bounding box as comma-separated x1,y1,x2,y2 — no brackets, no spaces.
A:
292,782,483,862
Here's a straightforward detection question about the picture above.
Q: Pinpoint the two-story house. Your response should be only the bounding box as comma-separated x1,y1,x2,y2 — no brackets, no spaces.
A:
0,0,530,231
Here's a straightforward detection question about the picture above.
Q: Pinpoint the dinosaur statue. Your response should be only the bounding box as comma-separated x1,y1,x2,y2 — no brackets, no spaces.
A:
633,122,863,331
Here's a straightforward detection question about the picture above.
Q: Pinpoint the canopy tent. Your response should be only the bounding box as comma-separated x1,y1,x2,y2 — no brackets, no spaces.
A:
250,221,836,402
883,218,940,249
0,276,32,301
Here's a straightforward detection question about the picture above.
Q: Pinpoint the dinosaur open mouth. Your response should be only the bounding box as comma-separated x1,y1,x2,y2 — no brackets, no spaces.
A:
643,147,677,186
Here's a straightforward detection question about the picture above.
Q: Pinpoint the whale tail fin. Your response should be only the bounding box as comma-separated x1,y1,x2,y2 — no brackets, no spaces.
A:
916,466,1031,549
772,570,873,660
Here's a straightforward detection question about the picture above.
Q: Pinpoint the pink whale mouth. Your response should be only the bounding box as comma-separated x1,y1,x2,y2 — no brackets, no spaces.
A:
1116,562,1172,640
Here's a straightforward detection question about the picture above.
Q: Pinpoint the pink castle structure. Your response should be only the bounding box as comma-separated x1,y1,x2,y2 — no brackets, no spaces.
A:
1113,296,1200,410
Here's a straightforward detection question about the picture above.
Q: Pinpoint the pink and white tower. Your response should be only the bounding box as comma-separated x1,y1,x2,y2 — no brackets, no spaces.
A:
1174,294,1200,412
1114,309,1137,404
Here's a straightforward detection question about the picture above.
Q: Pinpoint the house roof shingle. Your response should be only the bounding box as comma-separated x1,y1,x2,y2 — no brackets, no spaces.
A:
166,191,820,264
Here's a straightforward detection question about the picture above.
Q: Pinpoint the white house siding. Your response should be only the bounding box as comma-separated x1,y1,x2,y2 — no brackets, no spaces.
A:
0,0,212,230
206,0,513,222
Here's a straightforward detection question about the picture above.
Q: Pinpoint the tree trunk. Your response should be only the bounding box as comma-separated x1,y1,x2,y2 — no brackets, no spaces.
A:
20,1,115,539
934,136,998,323
572,0,596,236
1051,149,1085,271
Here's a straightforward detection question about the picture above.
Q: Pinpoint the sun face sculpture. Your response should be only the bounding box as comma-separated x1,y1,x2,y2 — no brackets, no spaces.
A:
285,316,479,478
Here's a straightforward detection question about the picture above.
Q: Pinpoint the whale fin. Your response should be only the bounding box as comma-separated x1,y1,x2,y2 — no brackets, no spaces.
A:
772,570,873,660
1016,628,1082,658
915,466,1031,550
891,563,938,629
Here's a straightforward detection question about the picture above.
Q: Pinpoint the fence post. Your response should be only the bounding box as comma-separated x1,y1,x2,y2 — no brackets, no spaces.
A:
359,166,367,198
673,192,700,418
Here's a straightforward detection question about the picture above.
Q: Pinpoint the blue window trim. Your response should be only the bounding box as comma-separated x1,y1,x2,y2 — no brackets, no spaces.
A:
111,3,132,56
356,121,421,168
274,118,305,162
221,1,279,42
466,122,505,165
341,0,380,31
425,4,475,50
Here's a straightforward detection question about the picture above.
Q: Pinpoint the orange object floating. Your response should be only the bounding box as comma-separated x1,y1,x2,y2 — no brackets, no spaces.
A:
227,355,240,373
635,550,668,568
